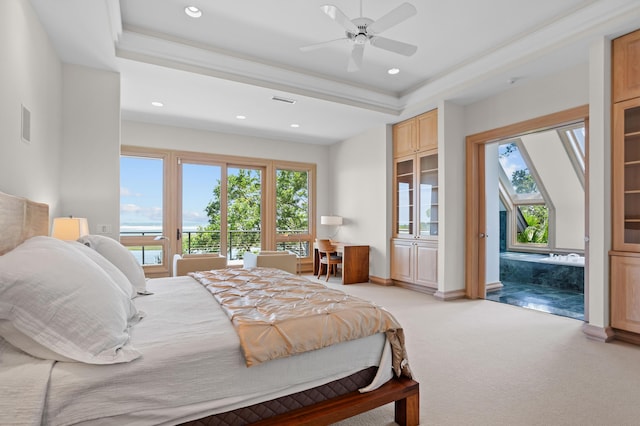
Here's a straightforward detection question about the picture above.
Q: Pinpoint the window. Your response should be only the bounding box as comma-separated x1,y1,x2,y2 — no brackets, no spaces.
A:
121,146,316,275
227,166,264,260
558,123,586,187
498,140,549,248
120,152,169,275
275,168,311,258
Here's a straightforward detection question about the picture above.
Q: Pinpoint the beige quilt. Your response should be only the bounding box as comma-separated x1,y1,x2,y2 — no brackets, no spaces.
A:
189,268,412,378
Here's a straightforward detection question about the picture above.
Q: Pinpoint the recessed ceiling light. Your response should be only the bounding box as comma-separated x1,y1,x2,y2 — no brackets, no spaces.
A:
184,6,202,18
290,124,300,128
388,68,400,75
236,115,246,120
151,101,164,107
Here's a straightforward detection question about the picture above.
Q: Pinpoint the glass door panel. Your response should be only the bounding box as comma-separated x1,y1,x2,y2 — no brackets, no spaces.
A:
396,158,414,235
120,155,166,270
227,167,263,260
181,163,223,254
623,106,640,244
419,153,438,237
275,168,310,258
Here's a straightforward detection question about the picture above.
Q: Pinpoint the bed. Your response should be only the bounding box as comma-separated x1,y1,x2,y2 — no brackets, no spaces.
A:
0,191,419,426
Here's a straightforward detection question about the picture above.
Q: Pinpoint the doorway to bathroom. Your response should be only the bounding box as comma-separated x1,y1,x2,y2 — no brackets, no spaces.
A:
465,106,589,321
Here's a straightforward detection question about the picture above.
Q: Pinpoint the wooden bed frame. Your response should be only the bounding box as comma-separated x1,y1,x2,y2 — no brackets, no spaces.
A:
0,191,420,426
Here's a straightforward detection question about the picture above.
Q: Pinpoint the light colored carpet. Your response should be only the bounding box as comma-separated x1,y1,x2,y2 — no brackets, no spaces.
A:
304,275,640,426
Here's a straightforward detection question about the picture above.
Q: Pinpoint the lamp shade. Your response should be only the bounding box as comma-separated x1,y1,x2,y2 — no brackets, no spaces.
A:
320,215,343,226
51,217,89,241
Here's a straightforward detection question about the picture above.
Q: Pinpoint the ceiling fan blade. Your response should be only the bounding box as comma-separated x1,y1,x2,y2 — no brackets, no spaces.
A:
370,36,417,56
321,5,359,33
347,44,364,72
367,2,417,35
299,37,350,52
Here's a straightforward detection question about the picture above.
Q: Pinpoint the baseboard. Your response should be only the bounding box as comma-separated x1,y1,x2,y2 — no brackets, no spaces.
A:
485,281,503,292
610,328,640,345
581,323,615,342
433,289,466,301
369,275,394,286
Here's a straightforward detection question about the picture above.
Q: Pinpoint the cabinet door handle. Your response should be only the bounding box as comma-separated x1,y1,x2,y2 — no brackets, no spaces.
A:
479,233,488,238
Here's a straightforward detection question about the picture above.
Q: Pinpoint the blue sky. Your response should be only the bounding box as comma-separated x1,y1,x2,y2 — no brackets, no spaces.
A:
120,157,221,231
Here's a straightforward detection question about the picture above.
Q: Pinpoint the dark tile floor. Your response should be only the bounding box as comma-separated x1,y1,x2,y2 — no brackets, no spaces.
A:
486,281,584,321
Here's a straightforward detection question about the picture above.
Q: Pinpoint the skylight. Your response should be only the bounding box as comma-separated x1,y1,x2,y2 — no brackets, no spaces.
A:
498,141,541,200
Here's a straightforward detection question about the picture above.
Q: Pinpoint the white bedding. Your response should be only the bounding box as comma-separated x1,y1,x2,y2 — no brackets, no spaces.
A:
5,275,391,425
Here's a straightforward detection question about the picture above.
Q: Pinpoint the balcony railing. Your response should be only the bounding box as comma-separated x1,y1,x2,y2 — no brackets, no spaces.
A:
121,229,309,262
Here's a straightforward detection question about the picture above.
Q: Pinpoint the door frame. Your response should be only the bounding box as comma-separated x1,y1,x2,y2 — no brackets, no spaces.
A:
465,105,589,299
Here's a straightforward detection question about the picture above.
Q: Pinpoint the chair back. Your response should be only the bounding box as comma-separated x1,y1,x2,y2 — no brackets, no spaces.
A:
316,238,335,254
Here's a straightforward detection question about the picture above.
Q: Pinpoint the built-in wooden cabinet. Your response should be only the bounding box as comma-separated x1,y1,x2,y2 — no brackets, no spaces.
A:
393,109,438,158
613,29,640,103
611,255,640,334
391,109,438,293
391,239,437,290
611,28,640,342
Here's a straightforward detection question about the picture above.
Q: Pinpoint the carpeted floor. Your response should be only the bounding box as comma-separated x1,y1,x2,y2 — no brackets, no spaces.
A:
302,275,640,426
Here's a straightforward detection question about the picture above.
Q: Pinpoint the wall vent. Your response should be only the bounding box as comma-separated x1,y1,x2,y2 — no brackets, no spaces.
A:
21,105,31,143
271,96,296,104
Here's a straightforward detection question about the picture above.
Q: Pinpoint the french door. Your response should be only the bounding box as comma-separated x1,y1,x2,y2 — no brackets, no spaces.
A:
121,146,316,276
179,159,265,262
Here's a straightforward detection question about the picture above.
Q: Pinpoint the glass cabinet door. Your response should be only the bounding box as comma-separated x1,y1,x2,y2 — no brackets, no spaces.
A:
418,153,438,237
395,158,414,235
623,105,640,245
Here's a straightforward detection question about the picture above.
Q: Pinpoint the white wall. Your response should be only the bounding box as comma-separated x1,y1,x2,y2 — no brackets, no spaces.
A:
437,101,467,297
59,64,121,239
484,143,501,286
465,64,589,136
521,131,585,251
0,0,62,217
329,125,391,280
587,37,612,331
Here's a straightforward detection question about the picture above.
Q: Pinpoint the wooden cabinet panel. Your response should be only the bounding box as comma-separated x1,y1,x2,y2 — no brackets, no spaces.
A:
391,239,437,289
391,239,414,282
613,29,640,103
415,243,437,288
611,255,640,333
612,96,640,251
393,119,416,158
417,110,438,153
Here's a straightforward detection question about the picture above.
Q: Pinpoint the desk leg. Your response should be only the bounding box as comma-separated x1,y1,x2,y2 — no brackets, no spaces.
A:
313,248,320,276
342,246,369,284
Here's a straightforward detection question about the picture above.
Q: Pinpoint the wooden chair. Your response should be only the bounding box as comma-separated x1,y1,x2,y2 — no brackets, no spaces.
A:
316,239,342,281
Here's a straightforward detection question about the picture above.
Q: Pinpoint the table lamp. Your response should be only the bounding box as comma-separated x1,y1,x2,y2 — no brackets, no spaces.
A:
51,217,89,241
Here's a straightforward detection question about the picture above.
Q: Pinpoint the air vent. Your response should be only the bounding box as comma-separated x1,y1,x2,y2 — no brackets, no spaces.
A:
271,96,296,105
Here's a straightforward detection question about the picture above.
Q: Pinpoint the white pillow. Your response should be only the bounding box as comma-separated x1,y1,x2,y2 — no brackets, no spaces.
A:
78,234,148,295
67,241,137,299
0,236,142,364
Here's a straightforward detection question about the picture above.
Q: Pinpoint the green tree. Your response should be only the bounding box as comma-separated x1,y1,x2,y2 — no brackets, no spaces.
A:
185,168,309,257
276,170,308,234
511,169,537,194
517,205,548,244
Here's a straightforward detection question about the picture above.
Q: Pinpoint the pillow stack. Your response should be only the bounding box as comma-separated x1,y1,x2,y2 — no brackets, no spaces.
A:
0,236,145,364
77,234,149,295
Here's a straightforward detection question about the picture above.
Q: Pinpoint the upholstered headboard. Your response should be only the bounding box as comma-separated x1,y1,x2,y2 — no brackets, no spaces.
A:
0,191,49,255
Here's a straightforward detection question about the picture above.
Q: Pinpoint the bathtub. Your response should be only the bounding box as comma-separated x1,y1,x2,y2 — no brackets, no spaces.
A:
499,251,584,292
538,253,584,266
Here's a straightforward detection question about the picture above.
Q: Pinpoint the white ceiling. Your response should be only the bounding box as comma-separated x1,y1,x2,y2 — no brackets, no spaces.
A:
29,0,640,144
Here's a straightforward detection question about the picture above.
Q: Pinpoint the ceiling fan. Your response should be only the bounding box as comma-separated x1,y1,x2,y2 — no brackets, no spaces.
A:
300,1,418,72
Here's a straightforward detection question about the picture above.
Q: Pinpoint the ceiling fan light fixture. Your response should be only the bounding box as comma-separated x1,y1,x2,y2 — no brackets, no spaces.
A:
184,6,202,18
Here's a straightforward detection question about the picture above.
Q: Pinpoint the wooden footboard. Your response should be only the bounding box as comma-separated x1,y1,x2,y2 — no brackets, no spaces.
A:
254,377,419,426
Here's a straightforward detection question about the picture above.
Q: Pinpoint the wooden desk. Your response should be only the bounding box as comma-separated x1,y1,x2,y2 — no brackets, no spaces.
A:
313,242,369,284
